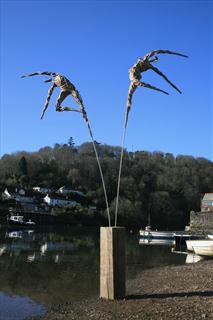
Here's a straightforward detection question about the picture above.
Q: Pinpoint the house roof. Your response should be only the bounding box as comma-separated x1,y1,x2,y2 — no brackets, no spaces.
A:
202,193,213,201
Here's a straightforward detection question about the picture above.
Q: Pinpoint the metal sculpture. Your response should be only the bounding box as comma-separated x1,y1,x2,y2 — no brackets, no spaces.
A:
20,71,87,120
125,49,188,127
115,50,188,226
21,71,111,226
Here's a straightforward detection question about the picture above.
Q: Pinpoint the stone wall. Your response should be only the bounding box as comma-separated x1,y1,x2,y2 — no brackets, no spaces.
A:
190,211,213,233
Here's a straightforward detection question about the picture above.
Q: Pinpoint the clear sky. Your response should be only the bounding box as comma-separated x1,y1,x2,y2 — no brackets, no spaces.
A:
0,0,212,160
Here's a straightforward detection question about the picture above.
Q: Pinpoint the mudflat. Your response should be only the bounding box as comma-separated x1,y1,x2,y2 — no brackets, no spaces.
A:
32,260,213,320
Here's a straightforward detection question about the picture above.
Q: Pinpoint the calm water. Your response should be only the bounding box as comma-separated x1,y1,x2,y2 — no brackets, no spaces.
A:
0,226,188,320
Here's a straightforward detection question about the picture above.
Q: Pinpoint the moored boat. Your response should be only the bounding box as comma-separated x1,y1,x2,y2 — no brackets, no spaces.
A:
186,239,213,252
207,234,213,240
7,214,36,227
139,227,175,240
193,244,213,257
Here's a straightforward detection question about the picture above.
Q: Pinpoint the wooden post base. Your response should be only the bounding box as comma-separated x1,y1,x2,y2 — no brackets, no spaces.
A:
100,227,126,300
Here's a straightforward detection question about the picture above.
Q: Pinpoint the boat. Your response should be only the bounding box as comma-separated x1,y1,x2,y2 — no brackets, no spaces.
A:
139,226,206,249
174,234,205,249
193,244,213,257
208,234,213,240
186,239,213,252
7,214,36,227
139,226,175,240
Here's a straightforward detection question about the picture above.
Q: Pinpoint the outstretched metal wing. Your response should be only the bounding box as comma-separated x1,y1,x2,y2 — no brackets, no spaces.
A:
150,65,182,94
144,49,188,60
21,71,58,78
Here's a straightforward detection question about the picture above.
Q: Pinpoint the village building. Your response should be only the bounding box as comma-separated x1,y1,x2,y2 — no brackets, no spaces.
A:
201,193,213,212
33,187,53,194
2,188,35,203
43,194,77,208
190,193,213,233
56,186,85,197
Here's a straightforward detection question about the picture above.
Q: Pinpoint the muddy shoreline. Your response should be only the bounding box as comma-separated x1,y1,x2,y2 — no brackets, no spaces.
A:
31,260,213,320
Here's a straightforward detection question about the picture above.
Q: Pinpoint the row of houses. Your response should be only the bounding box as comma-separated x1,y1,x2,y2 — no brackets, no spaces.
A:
32,186,85,197
1,186,90,213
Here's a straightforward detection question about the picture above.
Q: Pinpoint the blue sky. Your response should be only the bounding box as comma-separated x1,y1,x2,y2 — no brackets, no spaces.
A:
0,0,212,160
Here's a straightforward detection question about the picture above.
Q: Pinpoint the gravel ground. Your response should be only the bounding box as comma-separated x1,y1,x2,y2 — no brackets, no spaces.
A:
32,260,213,320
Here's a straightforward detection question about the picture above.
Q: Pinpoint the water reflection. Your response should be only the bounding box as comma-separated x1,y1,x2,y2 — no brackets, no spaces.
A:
139,238,175,246
138,235,204,267
0,292,45,320
0,226,188,320
170,248,204,264
0,227,100,306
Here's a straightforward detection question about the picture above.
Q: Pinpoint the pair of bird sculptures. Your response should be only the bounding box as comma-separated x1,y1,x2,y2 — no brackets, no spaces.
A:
21,49,188,123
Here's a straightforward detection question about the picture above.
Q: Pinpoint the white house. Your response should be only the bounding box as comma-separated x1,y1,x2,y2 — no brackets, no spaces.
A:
57,186,85,197
43,194,77,208
2,188,33,203
33,187,53,194
2,188,12,200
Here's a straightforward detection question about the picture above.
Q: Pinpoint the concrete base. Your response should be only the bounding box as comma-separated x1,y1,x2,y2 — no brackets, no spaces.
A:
100,227,126,300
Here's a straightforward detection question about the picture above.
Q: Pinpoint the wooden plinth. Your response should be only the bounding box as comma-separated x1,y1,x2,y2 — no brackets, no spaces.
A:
100,227,126,300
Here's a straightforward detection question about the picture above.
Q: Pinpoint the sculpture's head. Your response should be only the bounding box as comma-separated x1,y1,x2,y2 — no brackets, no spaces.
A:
149,56,158,63
43,72,58,83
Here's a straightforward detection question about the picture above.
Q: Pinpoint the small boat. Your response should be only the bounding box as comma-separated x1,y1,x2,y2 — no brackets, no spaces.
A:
174,234,205,249
193,244,213,257
186,239,213,252
208,234,213,240
7,214,36,227
139,226,175,241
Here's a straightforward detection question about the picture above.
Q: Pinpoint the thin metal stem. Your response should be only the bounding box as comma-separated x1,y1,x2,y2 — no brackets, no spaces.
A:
85,119,111,227
114,110,128,227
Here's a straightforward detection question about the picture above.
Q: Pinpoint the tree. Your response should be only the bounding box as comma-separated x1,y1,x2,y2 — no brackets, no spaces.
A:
18,156,28,176
68,137,75,149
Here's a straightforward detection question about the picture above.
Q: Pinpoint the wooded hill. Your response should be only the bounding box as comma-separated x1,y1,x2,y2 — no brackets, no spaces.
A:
0,140,212,229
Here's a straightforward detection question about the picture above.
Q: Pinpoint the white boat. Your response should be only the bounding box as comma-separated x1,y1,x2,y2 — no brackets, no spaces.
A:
7,214,36,227
186,239,213,252
193,245,213,257
139,228,175,240
207,234,213,240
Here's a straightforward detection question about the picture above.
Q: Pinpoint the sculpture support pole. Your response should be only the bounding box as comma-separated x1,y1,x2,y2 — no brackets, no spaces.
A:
100,227,126,300
115,119,127,226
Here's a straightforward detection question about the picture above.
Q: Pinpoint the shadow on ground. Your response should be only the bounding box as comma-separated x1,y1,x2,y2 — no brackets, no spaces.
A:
126,290,213,300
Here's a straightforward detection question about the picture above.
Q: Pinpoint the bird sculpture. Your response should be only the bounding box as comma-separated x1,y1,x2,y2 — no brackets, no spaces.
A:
125,49,188,127
21,71,87,120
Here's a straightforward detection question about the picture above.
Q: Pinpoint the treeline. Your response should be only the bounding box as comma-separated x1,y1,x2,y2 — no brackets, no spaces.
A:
0,139,213,229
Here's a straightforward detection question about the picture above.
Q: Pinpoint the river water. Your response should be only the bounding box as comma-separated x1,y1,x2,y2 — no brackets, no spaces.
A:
0,226,189,320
